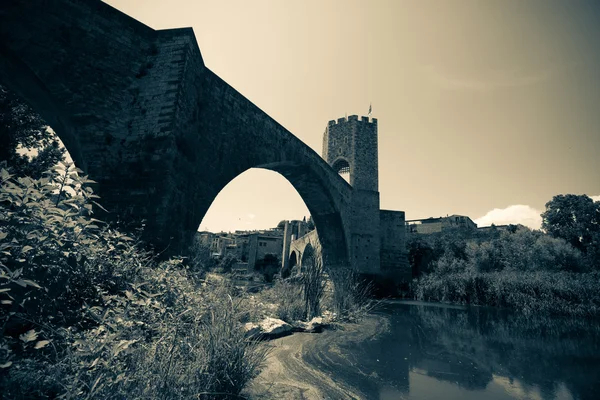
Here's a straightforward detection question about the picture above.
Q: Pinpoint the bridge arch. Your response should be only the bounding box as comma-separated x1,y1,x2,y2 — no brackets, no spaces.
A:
0,51,85,170
300,243,315,268
193,154,350,269
0,0,355,271
289,251,298,268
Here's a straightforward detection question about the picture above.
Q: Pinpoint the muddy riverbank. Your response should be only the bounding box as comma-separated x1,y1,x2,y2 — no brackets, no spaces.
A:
243,314,389,399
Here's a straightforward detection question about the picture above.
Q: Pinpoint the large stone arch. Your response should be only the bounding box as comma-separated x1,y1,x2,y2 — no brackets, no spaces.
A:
0,39,85,170
0,0,355,270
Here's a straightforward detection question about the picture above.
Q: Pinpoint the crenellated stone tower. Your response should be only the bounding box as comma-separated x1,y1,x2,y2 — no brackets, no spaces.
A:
321,116,380,274
322,115,378,192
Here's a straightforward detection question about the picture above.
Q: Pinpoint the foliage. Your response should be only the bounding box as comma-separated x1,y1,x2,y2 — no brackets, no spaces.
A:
217,254,237,274
410,221,599,317
413,270,600,318
0,85,65,179
406,227,500,277
186,239,214,274
326,268,374,322
408,237,437,277
270,280,305,322
0,166,267,399
413,225,585,276
268,244,325,322
542,194,600,268
0,163,109,327
254,254,279,283
298,245,325,320
468,228,583,272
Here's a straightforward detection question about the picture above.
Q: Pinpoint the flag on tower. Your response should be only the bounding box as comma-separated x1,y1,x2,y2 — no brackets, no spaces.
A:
368,103,372,117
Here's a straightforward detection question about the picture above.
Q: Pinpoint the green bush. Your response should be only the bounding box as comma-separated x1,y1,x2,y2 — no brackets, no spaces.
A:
218,254,237,274
413,270,600,318
0,166,267,399
408,224,598,317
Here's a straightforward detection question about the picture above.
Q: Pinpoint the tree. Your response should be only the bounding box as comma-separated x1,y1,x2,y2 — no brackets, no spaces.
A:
0,85,65,178
541,194,600,267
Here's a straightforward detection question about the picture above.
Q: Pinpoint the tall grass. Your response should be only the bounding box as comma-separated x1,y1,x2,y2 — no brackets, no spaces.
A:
326,268,375,322
270,279,306,322
413,270,600,318
267,263,374,323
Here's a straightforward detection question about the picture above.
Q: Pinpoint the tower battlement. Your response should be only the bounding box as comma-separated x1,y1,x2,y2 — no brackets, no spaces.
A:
322,114,378,192
327,115,377,127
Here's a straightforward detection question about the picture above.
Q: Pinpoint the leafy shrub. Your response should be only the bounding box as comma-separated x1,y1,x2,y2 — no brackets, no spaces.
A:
413,270,600,318
409,224,596,317
0,166,267,399
0,163,115,327
187,239,214,274
217,254,237,274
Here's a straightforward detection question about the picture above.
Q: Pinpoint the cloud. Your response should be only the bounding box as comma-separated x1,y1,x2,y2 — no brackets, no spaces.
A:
591,195,600,202
424,65,553,92
247,213,256,220
474,204,543,230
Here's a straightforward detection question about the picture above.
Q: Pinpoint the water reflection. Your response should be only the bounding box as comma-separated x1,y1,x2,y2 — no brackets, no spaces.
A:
316,301,600,399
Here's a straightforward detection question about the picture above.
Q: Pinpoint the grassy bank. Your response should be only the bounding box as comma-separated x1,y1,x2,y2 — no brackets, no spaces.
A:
412,268,600,318
408,224,600,318
0,166,268,399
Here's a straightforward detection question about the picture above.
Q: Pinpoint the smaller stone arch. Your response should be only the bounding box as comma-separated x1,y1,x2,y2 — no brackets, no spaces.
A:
301,243,315,267
282,251,298,278
331,158,350,175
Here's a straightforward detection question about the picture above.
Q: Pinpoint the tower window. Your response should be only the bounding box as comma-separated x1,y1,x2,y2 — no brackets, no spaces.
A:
332,158,350,183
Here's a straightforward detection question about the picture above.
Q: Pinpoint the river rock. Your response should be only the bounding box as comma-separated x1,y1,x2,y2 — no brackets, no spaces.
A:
244,317,293,339
292,317,327,333
244,322,262,338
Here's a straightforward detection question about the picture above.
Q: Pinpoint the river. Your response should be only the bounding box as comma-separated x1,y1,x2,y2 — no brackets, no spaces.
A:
246,301,600,399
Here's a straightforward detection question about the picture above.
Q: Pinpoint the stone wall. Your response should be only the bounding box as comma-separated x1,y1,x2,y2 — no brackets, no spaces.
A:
380,210,410,276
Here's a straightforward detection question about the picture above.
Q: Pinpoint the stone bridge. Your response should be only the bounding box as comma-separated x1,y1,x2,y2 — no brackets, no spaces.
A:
0,0,399,275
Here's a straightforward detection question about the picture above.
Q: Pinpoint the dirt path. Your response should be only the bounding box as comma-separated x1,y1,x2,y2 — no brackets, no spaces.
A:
243,315,389,399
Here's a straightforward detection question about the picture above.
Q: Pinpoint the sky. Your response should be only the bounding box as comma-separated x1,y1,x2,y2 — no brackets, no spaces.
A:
105,0,600,232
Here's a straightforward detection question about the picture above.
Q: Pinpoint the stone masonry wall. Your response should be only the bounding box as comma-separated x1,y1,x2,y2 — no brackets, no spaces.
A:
380,210,410,277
